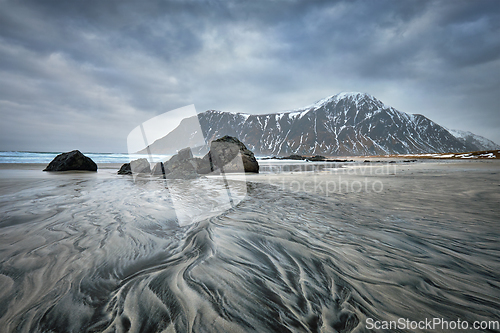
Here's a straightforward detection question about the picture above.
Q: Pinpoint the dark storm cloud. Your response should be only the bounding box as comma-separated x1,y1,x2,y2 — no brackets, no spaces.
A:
0,0,499,152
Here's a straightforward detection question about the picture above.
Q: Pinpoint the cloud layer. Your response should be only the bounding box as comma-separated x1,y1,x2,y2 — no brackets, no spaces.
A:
1,0,499,152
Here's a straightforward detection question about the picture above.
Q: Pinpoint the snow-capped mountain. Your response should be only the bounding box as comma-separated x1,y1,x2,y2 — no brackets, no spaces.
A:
142,92,498,156
445,128,500,151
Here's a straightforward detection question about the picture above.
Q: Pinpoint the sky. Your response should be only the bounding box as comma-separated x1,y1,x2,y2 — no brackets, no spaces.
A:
1,0,499,153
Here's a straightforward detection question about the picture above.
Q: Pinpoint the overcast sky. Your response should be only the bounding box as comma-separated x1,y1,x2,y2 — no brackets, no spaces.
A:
1,0,499,153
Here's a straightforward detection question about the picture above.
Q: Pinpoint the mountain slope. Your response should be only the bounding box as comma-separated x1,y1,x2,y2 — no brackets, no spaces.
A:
445,128,500,151
142,92,497,156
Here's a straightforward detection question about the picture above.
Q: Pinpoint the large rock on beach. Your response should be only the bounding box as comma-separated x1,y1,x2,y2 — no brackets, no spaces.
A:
202,136,259,173
151,162,165,176
117,158,151,175
43,150,97,172
195,156,212,174
163,147,199,179
117,163,132,175
176,147,194,161
131,158,151,174
119,136,259,178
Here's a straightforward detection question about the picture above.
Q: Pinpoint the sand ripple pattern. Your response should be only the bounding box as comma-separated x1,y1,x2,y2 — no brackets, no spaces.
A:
0,174,499,332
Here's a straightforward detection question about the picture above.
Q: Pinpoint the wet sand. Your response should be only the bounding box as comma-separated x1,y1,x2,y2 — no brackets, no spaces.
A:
244,159,500,221
0,160,499,332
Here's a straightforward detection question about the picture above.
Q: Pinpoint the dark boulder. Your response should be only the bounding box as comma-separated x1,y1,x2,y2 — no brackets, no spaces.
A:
43,150,97,172
201,136,259,173
176,147,193,161
285,155,307,160
308,155,327,161
118,163,132,175
130,158,151,174
118,158,151,175
129,138,259,178
164,148,194,170
117,163,132,175
195,156,213,174
162,147,200,179
151,162,166,176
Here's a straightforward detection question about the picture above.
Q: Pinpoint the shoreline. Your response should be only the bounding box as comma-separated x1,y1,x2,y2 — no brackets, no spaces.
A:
1,154,499,332
0,162,124,171
0,158,499,172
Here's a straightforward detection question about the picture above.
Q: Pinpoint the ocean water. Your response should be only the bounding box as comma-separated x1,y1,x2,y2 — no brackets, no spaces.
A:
0,162,499,332
0,151,172,164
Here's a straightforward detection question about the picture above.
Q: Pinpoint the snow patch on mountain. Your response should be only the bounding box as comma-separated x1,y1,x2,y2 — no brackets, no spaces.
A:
446,128,500,151
145,93,497,156
286,92,385,113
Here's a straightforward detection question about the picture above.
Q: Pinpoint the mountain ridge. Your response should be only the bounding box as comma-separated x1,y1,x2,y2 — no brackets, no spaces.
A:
445,128,499,151
140,92,498,156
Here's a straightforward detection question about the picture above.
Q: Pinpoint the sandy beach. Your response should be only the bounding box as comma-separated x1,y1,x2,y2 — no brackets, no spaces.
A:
0,159,499,332
247,159,500,218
